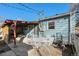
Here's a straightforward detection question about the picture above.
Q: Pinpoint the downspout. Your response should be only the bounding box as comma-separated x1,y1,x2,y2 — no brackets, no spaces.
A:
68,14,71,44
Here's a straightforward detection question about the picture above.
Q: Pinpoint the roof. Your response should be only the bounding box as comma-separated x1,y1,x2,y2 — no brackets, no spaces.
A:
27,21,38,25
2,19,38,27
39,12,70,22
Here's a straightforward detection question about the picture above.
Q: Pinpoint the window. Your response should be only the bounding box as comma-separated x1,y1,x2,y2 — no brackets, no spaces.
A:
64,17,67,19
48,22,55,29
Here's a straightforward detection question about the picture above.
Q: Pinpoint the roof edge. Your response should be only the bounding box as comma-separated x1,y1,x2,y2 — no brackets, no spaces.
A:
39,12,70,22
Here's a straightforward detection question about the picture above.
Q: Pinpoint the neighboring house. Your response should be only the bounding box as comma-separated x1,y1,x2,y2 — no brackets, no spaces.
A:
38,13,70,44
1,20,38,43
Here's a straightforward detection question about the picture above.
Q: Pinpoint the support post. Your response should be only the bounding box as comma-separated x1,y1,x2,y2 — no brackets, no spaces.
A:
13,21,16,47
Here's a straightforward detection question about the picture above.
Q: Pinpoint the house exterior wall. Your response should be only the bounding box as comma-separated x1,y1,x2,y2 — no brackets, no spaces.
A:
71,5,79,55
39,16,70,44
75,13,79,33
71,4,79,34
70,13,77,34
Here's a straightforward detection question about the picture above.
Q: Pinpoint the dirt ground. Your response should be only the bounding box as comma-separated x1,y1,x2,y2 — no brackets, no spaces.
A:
28,45,62,56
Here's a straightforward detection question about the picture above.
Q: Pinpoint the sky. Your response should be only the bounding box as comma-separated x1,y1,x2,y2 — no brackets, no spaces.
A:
0,3,70,21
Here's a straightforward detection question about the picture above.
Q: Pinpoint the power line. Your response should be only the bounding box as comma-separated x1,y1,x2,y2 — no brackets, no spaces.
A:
18,3,45,20
0,3,45,16
18,3,45,16
18,3,38,13
0,3,28,12
0,3,45,20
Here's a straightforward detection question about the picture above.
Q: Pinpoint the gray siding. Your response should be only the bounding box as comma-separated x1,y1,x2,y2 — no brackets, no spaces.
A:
39,16,70,43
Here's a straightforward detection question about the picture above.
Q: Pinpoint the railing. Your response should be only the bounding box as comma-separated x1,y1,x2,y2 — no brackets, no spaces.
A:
25,25,39,38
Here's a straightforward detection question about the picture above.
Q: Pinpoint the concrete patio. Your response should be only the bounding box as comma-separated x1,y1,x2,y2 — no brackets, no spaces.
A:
0,40,33,56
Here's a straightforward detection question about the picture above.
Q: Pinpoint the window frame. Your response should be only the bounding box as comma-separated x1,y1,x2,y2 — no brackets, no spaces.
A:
48,21,55,29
